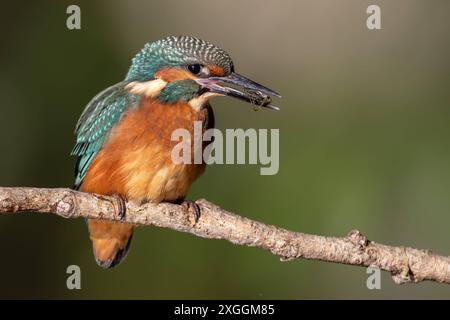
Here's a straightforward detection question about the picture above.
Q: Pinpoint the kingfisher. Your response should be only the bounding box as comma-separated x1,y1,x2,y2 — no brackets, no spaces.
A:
72,36,280,268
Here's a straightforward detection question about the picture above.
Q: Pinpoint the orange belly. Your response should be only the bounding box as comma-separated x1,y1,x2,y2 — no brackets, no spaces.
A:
81,97,214,203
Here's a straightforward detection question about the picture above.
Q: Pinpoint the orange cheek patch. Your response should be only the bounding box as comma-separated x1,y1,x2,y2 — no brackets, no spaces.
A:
155,67,196,82
208,65,225,77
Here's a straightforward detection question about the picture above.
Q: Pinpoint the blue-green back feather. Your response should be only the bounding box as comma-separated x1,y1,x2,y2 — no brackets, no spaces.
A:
72,82,139,189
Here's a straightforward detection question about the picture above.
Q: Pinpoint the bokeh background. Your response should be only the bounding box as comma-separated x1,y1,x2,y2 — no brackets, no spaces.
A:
0,0,449,299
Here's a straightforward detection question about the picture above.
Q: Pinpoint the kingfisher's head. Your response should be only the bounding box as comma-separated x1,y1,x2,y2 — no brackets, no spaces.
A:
124,36,280,110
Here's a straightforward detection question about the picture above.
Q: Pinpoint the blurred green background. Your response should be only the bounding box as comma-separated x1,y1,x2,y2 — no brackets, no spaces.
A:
0,0,449,299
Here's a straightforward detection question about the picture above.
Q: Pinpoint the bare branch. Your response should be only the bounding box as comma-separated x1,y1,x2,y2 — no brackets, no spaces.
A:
1,186,449,284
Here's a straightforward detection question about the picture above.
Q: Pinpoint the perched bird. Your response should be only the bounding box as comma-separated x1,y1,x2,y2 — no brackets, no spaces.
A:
72,36,280,268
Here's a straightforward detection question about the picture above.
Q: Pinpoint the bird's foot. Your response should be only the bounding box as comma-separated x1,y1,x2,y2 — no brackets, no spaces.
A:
181,200,201,224
112,194,127,221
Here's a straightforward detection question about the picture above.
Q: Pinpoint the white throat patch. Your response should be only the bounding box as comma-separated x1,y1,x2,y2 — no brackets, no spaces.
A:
188,92,221,111
125,79,167,97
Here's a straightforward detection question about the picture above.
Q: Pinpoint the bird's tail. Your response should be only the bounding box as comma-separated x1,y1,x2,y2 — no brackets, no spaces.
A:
87,219,134,268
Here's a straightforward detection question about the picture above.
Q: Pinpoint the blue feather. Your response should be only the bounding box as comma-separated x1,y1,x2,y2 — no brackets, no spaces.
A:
71,82,139,189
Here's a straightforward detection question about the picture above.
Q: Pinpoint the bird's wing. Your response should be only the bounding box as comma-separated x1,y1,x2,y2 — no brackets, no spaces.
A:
71,82,136,189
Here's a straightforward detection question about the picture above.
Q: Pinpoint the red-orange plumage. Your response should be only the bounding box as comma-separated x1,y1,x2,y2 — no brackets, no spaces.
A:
155,68,196,82
207,65,225,77
81,97,214,265
154,65,225,81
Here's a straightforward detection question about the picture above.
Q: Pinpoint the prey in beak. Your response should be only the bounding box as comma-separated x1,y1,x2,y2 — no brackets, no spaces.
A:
196,73,281,110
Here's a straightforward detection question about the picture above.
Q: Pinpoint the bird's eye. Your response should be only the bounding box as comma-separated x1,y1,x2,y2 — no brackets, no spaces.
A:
188,64,202,75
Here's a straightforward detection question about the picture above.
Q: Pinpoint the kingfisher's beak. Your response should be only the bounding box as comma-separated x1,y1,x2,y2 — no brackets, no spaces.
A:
195,73,281,110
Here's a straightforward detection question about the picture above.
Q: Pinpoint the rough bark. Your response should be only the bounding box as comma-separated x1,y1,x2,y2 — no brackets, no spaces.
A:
1,186,449,284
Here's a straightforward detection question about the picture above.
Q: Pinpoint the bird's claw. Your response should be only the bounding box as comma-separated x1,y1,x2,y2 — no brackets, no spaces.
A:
113,194,127,221
182,200,201,224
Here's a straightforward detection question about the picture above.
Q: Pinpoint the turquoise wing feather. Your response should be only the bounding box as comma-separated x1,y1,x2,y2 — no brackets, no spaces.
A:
71,82,137,189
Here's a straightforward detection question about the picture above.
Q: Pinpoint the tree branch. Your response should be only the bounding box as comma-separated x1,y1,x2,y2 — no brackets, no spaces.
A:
0,186,449,284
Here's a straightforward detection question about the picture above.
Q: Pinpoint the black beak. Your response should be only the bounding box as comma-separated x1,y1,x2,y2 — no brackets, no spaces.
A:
195,73,281,110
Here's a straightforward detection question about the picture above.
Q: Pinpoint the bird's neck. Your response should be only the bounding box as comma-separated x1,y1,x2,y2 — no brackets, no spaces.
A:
126,80,216,112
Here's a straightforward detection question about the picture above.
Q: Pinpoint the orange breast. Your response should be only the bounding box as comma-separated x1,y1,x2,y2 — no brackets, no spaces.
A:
81,98,214,203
